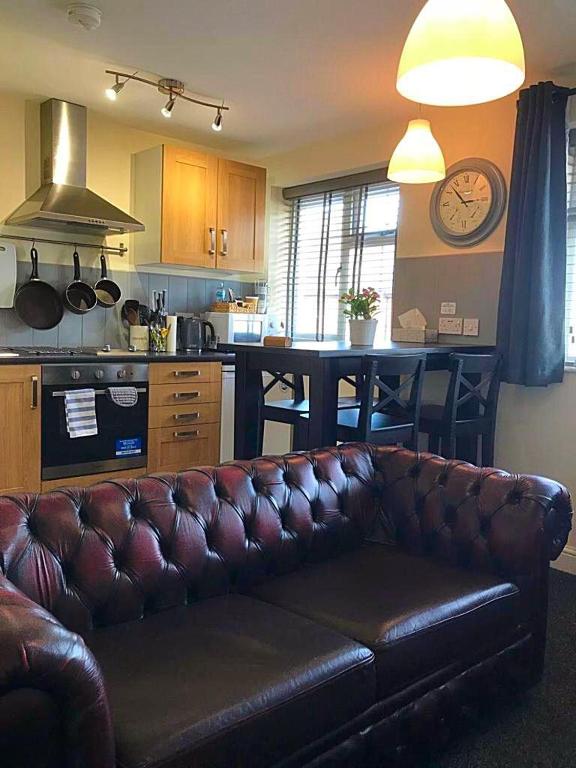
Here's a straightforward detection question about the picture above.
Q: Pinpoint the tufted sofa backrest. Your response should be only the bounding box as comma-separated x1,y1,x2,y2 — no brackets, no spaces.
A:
0,445,379,635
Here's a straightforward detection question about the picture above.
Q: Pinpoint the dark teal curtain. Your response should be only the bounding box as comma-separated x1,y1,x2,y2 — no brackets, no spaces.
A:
497,81,570,386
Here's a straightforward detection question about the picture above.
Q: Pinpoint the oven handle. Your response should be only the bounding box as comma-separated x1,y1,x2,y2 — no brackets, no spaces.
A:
51,387,148,398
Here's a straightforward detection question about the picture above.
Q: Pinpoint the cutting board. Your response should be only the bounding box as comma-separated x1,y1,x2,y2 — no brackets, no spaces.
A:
0,243,17,308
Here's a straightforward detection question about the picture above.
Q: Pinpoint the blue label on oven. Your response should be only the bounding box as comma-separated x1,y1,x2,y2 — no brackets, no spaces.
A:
115,437,142,457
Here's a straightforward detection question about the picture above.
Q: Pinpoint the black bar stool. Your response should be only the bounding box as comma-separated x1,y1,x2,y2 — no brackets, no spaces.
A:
419,353,502,465
260,373,361,452
299,354,427,449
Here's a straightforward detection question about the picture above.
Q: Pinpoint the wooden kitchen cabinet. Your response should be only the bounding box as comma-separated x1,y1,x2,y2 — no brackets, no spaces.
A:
217,159,266,273
0,365,41,495
132,146,266,273
148,362,222,473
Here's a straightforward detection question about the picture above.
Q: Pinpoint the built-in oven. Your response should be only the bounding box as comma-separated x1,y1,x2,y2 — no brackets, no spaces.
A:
41,363,149,481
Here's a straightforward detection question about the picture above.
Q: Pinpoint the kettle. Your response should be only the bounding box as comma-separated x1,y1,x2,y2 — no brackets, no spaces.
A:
177,316,216,351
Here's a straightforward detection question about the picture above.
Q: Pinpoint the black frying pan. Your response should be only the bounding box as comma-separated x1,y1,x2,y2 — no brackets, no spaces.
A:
64,250,97,314
14,247,64,330
94,252,122,308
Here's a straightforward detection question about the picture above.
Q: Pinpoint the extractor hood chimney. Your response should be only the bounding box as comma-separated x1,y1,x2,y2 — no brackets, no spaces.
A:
6,99,144,235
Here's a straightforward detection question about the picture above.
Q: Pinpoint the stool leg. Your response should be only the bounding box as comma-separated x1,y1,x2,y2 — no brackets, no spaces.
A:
292,418,309,451
257,416,265,456
428,433,440,455
445,434,457,460
481,427,496,467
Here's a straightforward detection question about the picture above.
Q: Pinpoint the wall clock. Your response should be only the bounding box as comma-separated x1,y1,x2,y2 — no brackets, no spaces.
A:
430,158,507,247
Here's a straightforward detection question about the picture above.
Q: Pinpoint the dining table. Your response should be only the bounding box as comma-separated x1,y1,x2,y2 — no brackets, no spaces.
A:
219,340,495,461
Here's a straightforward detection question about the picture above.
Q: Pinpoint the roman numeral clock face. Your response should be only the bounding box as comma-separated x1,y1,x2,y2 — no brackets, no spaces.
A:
430,159,507,248
439,172,492,234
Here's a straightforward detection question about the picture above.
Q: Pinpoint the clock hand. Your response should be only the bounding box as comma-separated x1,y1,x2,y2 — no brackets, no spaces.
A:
452,186,470,206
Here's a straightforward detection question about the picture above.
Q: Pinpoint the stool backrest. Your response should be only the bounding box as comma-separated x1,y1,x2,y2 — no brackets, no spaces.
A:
444,353,502,425
357,353,427,436
262,372,305,402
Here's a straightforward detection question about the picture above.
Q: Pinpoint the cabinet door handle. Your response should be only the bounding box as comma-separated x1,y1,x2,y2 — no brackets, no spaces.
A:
220,229,228,257
173,412,200,421
174,370,200,378
173,430,200,439
31,376,38,409
173,391,200,400
208,227,216,256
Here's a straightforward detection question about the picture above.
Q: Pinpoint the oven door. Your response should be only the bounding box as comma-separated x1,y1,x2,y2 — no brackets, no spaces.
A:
42,383,149,480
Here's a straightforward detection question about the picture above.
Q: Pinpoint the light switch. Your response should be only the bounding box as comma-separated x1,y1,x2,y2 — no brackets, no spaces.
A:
463,318,480,336
440,302,456,315
438,317,463,335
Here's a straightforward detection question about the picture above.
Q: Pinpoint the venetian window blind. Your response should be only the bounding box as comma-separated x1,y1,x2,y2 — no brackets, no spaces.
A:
269,171,400,344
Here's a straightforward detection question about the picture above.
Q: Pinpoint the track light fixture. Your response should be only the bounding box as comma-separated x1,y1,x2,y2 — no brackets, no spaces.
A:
104,69,229,131
105,76,125,102
212,108,223,132
161,94,176,119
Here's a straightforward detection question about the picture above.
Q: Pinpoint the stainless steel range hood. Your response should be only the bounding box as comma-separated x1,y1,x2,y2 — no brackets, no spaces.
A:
6,99,144,235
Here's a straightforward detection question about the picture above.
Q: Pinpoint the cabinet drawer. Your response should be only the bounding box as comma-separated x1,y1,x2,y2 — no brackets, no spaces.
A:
149,382,221,407
149,362,220,385
148,423,220,473
149,402,220,429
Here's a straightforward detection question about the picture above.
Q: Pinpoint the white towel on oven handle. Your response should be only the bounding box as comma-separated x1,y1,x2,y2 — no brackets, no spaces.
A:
64,389,98,438
107,386,139,407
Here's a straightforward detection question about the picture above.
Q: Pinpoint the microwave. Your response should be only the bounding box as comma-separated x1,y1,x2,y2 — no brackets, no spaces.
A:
204,312,276,345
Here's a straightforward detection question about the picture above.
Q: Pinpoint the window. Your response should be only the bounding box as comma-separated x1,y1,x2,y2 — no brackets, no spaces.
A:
566,125,576,363
270,175,400,345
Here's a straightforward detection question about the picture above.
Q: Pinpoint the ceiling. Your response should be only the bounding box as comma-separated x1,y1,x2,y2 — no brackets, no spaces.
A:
0,0,574,158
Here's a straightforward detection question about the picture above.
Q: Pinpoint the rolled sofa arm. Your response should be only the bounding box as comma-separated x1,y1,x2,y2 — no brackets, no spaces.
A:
0,574,114,768
370,446,573,582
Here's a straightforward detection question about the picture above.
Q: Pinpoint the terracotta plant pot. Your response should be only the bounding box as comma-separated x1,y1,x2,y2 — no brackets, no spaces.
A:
349,318,378,346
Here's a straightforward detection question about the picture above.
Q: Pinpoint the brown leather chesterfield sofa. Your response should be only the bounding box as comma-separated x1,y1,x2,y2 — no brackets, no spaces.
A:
0,444,571,768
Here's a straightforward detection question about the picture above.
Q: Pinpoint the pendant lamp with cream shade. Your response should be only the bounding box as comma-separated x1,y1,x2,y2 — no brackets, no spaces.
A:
388,118,446,184
396,0,525,106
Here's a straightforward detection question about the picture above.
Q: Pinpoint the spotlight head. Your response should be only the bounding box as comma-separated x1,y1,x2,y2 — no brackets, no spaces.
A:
105,79,124,101
212,109,223,132
161,96,176,118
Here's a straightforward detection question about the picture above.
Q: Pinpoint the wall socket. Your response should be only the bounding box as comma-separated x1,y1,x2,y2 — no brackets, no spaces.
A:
463,318,480,336
440,302,456,315
438,317,463,335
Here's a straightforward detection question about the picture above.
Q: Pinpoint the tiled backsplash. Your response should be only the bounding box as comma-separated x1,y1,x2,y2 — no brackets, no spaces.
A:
0,261,253,348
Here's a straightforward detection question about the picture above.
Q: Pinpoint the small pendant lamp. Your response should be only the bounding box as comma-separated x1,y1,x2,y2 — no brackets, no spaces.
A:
387,119,446,184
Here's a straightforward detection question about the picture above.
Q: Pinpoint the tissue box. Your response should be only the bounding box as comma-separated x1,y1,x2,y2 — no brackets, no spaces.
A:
392,328,439,343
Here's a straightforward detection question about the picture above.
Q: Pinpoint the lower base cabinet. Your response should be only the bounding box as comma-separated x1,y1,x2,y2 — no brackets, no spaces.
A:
147,362,222,473
0,365,41,495
0,361,223,496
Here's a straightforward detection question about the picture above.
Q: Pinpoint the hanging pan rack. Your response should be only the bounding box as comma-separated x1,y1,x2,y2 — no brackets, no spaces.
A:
0,233,127,256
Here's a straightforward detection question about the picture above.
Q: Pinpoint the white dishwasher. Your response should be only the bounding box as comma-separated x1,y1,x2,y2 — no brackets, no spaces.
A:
220,365,292,462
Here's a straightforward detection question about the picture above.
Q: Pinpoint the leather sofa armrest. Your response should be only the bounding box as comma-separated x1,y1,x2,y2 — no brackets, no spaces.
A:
371,446,573,581
0,574,115,768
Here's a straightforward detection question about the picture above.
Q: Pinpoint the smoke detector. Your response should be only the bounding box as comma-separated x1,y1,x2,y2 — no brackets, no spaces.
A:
67,4,102,31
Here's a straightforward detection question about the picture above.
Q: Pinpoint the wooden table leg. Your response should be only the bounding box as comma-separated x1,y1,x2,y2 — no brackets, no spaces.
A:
307,359,339,449
233,351,263,460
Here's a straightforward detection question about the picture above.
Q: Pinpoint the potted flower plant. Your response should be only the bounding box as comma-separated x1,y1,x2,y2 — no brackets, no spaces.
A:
340,287,380,345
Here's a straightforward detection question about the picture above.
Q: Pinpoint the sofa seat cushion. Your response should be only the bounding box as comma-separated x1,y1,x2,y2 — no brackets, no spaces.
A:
249,544,521,697
88,594,375,768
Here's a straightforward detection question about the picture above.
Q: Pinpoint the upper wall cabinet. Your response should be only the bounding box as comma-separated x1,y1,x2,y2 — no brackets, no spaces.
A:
217,159,266,273
132,145,266,273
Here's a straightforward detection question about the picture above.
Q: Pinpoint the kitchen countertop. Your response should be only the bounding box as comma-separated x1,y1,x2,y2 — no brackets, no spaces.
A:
0,350,235,365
